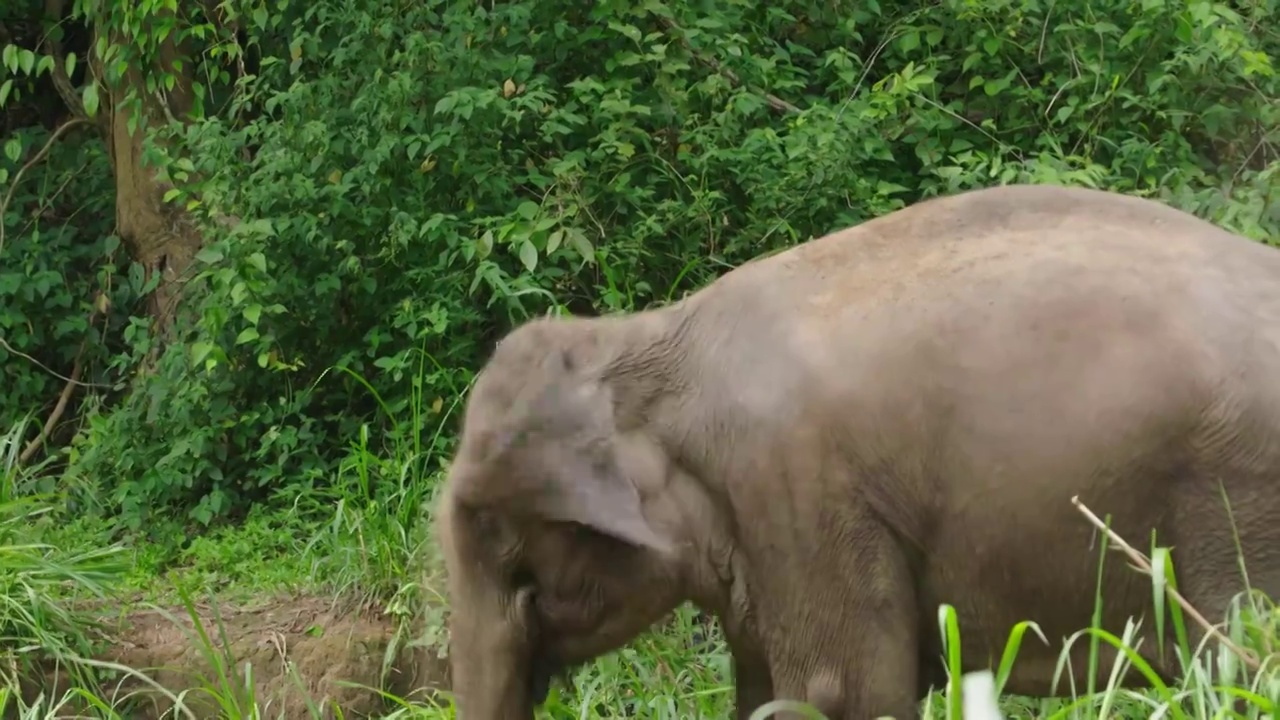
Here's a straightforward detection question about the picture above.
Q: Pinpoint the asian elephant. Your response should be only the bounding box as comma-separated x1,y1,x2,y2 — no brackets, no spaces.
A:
434,183,1280,719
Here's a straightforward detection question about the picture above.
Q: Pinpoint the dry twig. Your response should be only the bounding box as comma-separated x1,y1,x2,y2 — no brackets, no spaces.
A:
18,339,86,465
0,335,107,389
1070,495,1262,671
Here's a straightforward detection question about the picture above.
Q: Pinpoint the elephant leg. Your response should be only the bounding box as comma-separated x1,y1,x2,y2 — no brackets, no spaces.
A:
727,633,774,719
1171,475,1280,680
763,522,921,720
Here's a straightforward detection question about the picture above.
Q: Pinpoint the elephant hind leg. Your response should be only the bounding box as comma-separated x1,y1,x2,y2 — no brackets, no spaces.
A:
1167,471,1280,678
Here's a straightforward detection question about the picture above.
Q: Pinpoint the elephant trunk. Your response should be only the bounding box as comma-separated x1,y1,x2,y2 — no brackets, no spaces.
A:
437,482,537,718
446,575,536,719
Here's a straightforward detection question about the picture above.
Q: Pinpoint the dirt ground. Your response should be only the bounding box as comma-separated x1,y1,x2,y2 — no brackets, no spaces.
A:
32,593,450,719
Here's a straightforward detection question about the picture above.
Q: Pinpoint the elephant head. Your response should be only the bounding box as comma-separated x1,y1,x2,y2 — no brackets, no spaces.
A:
435,317,693,718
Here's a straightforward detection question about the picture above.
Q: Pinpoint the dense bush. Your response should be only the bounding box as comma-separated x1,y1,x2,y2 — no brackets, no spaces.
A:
1,0,1276,532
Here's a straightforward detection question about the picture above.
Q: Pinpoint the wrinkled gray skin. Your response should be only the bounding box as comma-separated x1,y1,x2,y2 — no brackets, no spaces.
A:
436,184,1280,720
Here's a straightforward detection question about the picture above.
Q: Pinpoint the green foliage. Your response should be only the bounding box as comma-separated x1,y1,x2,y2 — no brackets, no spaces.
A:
3,0,1278,528
0,125,145,457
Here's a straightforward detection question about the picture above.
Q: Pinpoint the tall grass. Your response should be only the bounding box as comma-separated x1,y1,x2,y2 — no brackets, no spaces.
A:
284,350,466,698
0,417,129,714
298,348,463,594
8,574,1273,720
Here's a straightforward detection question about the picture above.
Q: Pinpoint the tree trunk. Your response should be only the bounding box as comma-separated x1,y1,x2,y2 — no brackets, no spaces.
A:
93,11,203,342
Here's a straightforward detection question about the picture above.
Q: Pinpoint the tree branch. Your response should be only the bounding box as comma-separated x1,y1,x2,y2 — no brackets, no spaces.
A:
19,338,85,465
42,0,88,120
655,17,802,115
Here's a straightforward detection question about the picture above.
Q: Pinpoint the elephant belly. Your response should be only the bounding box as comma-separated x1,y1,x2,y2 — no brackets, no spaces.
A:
915,524,1163,696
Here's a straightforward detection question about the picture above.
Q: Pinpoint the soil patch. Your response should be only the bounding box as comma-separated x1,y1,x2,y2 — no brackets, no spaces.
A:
33,593,450,719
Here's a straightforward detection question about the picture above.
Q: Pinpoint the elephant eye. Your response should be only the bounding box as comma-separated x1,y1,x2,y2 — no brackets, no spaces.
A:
510,566,537,592
515,584,537,612
508,566,538,609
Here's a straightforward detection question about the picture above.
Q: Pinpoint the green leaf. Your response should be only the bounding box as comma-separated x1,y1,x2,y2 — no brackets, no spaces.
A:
235,327,260,345
1,45,16,73
253,6,268,28
3,138,20,163
518,239,538,272
610,22,642,43
1174,14,1193,43
192,504,212,526
433,94,456,114
516,201,539,220
0,79,11,106
897,32,920,53
82,82,100,118
546,229,564,254
18,49,34,75
247,252,268,272
64,52,77,78
162,188,181,202
243,303,263,325
190,341,215,366
196,247,225,264
566,227,594,262
477,229,494,259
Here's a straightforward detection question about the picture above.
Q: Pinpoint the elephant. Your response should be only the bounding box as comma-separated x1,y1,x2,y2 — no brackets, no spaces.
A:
435,183,1280,720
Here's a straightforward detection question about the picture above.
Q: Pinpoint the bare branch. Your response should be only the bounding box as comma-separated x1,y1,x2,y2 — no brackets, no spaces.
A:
19,339,86,465
0,117,92,258
0,335,110,390
1071,495,1262,671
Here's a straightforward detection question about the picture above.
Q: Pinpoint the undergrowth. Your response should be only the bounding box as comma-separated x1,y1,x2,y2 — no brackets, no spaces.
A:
0,419,129,709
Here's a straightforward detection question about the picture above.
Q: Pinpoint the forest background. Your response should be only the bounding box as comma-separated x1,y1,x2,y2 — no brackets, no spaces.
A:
0,0,1277,716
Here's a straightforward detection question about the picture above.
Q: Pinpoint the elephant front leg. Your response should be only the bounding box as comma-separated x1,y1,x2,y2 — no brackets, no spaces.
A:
727,634,774,719
763,526,921,720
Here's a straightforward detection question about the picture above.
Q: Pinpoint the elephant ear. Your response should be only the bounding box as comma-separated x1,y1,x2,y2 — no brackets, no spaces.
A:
457,344,674,554
459,415,673,554
525,451,674,555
